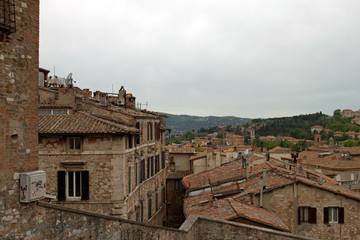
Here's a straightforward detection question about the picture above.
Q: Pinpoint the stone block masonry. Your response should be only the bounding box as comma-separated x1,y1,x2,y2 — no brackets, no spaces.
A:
0,0,40,238
20,202,313,240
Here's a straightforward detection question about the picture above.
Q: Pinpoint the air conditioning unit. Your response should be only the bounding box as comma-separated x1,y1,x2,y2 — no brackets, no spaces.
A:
19,170,46,203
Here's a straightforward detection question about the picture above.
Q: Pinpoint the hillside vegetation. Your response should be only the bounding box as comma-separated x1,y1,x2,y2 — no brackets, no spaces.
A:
165,113,251,134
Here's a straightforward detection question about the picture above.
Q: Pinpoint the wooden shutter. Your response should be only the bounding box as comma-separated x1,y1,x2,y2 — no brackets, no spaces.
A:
57,171,66,201
297,207,301,225
309,207,317,224
339,207,344,224
323,207,329,224
81,171,89,200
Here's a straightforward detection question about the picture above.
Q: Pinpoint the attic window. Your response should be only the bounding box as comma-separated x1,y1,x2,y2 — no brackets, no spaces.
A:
0,0,16,36
39,109,69,115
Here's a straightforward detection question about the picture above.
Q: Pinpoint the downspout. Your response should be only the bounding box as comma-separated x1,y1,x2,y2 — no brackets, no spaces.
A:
293,182,298,234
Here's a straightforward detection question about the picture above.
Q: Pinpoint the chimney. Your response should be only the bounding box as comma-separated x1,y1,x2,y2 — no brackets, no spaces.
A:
209,198,214,207
245,164,249,179
266,152,270,161
118,86,126,106
260,177,264,208
125,93,136,110
83,88,92,101
100,92,107,105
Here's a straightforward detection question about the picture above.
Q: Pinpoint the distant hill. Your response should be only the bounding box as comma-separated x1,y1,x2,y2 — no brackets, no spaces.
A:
164,113,251,135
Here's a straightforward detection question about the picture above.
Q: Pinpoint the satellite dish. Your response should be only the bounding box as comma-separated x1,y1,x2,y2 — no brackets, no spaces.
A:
244,149,249,156
65,73,73,86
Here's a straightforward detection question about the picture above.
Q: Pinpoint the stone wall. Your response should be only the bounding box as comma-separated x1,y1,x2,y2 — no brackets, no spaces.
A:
0,0,40,237
247,182,360,239
13,202,313,240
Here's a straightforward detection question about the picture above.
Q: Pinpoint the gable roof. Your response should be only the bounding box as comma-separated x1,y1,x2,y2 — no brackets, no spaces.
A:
186,197,289,232
39,112,139,135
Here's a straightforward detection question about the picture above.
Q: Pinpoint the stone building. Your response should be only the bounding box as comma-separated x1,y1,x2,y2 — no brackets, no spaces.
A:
182,156,360,239
38,85,169,224
227,134,245,146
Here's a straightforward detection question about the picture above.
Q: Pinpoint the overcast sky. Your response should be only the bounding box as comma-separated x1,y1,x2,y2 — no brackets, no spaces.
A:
39,0,360,118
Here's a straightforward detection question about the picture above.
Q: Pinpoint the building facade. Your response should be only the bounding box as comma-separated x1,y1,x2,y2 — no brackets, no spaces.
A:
38,85,168,224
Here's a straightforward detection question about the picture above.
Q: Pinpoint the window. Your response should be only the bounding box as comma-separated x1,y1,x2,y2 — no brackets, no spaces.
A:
155,155,159,174
128,166,131,193
155,122,161,141
39,109,52,115
57,171,89,201
161,186,165,204
324,207,344,224
135,163,138,186
147,122,153,141
148,198,152,220
147,158,150,179
173,180,181,191
53,109,68,115
139,159,145,183
298,207,316,224
39,109,69,115
0,0,16,35
127,135,133,149
67,137,81,150
136,122,140,145
151,157,154,177
140,202,144,223
161,151,165,169
156,192,158,211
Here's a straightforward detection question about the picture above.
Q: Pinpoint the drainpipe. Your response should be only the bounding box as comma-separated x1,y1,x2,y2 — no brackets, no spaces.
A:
260,177,264,208
263,169,267,187
246,164,249,180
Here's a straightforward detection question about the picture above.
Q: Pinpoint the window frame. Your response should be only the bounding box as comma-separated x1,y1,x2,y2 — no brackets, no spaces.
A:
67,137,82,151
328,207,338,223
324,207,344,224
298,206,316,224
66,171,82,200
57,170,89,201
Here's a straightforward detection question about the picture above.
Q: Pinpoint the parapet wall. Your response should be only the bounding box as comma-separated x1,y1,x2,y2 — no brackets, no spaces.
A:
18,202,316,240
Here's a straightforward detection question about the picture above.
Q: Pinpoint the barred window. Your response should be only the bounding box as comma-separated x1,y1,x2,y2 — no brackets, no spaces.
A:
0,0,16,35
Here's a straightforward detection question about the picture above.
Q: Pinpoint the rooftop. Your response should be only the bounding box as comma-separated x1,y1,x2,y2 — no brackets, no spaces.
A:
39,112,139,135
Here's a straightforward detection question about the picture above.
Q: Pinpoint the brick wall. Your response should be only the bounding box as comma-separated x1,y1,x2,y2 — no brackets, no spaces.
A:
0,0,40,237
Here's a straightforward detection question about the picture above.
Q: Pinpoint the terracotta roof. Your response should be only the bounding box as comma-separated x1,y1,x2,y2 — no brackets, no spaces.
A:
190,152,207,161
39,112,139,134
185,198,289,231
311,126,323,128
183,154,265,190
299,151,360,171
39,104,73,109
280,136,296,141
342,147,360,156
268,146,291,153
169,147,196,155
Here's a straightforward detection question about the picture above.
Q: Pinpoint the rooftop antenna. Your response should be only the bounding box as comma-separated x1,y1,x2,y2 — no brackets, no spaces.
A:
54,66,55,77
